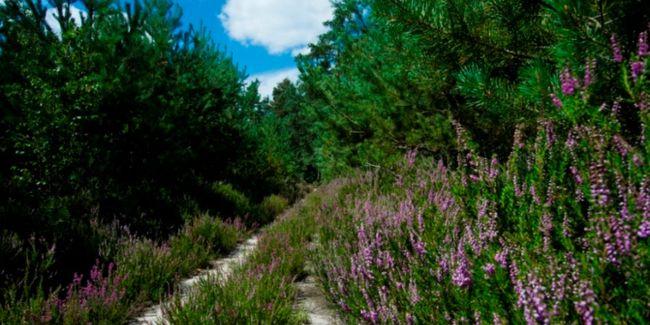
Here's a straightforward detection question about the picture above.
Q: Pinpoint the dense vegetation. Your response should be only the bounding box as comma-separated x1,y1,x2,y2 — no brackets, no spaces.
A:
0,0,294,322
1,0,650,323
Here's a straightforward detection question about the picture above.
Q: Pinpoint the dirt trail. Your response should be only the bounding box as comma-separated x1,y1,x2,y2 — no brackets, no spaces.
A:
294,240,344,325
133,235,260,325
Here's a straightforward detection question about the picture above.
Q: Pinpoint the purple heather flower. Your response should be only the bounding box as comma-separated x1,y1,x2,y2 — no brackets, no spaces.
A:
409,279,421,304
611,34,624,63
574,280,597,325
638,31,648,57
495,249,508,268
612,101,621,114
560,68,579,95
631,61,645,82
406,313,414,325
613,135,631,157
526,273,550,325
589,161,610,206
550,93,562,108
452,244,472,288
483,263,496,278
488,157,499,180
583,58,596,87
406,149,418,168
639,221,650,238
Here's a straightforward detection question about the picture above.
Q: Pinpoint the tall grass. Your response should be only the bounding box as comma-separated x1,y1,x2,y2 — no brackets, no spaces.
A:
167,182,345,324
0,214,245,324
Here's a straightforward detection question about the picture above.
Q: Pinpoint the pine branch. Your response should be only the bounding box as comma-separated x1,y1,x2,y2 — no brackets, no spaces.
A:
384,0,540,61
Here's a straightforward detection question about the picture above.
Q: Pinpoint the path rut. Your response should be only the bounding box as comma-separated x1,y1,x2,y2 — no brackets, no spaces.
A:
133,235,260,325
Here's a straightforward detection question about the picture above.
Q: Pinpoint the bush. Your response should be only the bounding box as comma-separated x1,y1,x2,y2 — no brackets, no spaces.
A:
210,183,253,219
166,184,344,323
258,195,289,223
312,50,650,323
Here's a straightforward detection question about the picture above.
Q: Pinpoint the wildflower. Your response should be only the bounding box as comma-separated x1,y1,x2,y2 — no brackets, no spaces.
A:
638,31,649,57
631,61,645,82
612,135,631,157
574,280,597,325
610,34,623,62
526,274,550,324
589,161,609,206
451,244,472,288
406,149,418,168
495,249,508,268
583,58,596,87
488,156,499,180
483,263,495,278
408,279,421,304
550,93,562,108
560,68,579,95
406,313,415,325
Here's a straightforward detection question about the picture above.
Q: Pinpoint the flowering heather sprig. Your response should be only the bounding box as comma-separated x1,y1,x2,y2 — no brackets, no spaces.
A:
451,244,472,288
562,213,572,238
530,184,542,205
543,121,556,148
495,249,508,268
409,232,426,257
540,212,553,251
406,149,418,168
589,160,610,207
612,135,632,157
612,101,621,115
56,261,127,315
574,280,597,325
560,68,579,95
526,273,550,325
630,61,645,83
610,34,624,63
638,31,649,57
483,263,495,278
408,279,421,304
637,179,650,238
513,127,525,150
583,58,596,87
550,93,563,108
488,156,499,180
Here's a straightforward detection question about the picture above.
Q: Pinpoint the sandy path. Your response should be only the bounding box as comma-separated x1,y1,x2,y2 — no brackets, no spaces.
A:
294,240,344,325
133,235,260,325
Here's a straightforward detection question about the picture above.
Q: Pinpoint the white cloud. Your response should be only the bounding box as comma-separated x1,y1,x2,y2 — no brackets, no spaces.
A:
291,46,311,57
219,0,332,55
248,68,299,99
45,4,85,36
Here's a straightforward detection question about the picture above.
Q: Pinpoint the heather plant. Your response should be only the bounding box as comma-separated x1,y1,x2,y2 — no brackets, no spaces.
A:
116,215,244,304
47,261,129,324
258,194,290,224
312,31,649,323
167,182,347,323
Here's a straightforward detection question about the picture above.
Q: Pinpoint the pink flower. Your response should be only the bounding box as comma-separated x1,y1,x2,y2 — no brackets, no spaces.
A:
611,34,624,62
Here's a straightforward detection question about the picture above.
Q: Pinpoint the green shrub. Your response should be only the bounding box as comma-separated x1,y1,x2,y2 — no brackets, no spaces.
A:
116,214,244,304
211,182,253,219
258,195,289,223
171,214,242,260
166,185,343,323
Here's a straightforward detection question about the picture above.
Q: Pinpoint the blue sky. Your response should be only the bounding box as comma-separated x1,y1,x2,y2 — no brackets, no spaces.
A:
175,0,333,97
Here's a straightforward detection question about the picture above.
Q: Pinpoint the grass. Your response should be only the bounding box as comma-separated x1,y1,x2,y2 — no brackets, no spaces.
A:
166,181,346,324
0,214,246,324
